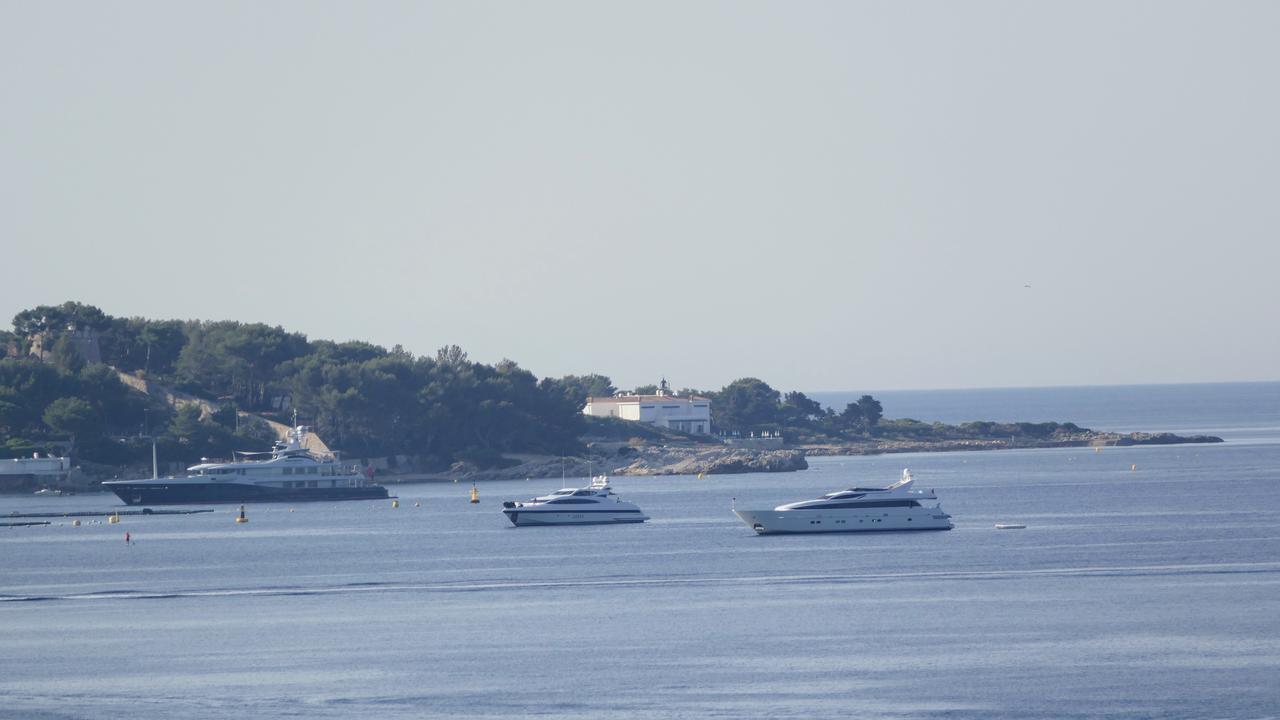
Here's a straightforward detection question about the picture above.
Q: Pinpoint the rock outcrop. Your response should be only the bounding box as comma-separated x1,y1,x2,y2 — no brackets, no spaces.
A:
386,446,809,484
801,430,1223,457
613,447,808,476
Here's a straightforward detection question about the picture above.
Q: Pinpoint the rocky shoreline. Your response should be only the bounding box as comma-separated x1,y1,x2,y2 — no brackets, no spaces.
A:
6,431,1224,492
381,430,1221,484
801,431,1224,457
378,446,809,485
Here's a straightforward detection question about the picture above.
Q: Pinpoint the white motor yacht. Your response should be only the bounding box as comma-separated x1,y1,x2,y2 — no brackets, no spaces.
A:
502,476,649,527
733,469,952,534
101,426,388,506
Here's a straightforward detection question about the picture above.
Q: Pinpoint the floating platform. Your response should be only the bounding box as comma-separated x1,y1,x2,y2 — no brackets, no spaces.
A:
995,523,1027,530
4,508,215,519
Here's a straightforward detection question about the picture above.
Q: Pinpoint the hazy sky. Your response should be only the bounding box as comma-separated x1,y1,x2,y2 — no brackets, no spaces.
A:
3,1,1277,392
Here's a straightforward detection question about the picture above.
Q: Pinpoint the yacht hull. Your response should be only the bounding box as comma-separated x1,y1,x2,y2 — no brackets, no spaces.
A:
502,509,648,527
104,481,389,506
734,508,952,534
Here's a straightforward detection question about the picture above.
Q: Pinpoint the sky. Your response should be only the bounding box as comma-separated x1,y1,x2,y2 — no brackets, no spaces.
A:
2,1,1277,392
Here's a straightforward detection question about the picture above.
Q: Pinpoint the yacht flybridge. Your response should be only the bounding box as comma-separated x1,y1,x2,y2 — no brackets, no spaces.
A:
102,426,389,506
502,476,649,527
733,469,953,534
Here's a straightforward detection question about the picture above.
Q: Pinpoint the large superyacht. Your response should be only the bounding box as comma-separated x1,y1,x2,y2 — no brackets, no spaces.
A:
733,469,953,534
102,425,389,505
501,476,649,526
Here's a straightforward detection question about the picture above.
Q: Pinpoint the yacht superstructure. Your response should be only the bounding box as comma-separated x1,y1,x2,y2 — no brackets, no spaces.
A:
502,476,648,526
102,426,389,505
733,469,952,534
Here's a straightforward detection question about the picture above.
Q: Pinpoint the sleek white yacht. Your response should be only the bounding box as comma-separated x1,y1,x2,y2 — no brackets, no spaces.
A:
102,426,389,505
502,476,649,527
733,469,952,534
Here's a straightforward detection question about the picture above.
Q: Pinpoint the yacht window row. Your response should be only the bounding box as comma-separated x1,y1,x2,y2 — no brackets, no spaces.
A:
805,500,923,510
196,465,348,477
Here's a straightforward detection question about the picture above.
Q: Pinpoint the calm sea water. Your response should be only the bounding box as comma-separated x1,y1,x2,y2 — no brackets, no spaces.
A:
3,383,1279,719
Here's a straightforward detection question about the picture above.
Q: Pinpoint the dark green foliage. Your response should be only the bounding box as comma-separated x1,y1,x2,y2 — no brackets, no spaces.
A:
782,391,824,424
0,436,55,459
856,395,883,426
435,344,468,367
12,302,109,335
0,399,21,431
835,395,883,430
0,358,147,450
540,374,616,409
146,404,279,465
286,350,584,459
99,318,188,374
210,403,238,429
633,384,659,395
50,334,85,374
7,300,1087,470
42,397,99,437
4,303,588,468
713,378,782,432
175,321,309,408
139,320,187,374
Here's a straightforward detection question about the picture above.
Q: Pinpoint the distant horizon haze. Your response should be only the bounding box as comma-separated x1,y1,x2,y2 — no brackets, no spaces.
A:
3,2,1276,391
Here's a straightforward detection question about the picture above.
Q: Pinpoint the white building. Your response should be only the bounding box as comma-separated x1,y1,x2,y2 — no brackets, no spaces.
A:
583,380,712,434
0,454,72,477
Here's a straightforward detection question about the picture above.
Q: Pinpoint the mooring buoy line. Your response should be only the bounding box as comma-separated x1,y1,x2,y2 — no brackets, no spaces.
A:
4,509,215,519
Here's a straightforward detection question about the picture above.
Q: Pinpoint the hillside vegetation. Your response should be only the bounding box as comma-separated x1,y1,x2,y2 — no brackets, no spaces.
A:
1,301,1204,478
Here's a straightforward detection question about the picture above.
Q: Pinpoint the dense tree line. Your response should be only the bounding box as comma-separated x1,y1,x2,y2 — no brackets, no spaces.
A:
690,377,1082,443
2,301,1091,470
1,303,586,469
700,376,883,438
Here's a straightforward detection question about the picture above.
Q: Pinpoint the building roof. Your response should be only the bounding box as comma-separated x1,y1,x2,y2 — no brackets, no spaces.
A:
586,394,711,403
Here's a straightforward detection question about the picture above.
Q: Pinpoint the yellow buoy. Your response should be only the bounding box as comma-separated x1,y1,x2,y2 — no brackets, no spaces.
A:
72,519,81,527
470,484,479,504
235,505,248,523
392,499,399,509
108,513,120,524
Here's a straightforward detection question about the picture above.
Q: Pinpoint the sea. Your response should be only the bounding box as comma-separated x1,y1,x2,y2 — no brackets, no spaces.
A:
2,382,1278,719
